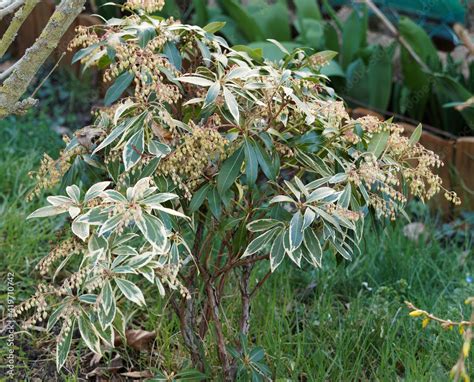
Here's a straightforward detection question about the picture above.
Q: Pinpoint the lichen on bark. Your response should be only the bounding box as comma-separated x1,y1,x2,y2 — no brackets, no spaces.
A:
0,0,86,119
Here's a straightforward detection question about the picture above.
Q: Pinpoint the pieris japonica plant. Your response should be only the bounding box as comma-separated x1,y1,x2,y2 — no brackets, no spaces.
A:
16,0,460,379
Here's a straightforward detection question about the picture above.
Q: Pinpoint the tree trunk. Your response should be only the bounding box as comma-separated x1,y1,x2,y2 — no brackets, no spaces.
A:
0,0,86,118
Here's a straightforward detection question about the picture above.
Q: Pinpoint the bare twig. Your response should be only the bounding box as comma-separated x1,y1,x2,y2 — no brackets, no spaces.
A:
30,52,66,98
405,301,473,327
250,269,272,298
0,60,17,81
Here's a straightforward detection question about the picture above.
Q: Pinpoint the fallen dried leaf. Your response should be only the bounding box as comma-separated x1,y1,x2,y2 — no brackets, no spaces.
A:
126,329,156,351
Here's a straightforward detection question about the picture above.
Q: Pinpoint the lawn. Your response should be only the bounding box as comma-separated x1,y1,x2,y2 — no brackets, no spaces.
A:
0,112,472,380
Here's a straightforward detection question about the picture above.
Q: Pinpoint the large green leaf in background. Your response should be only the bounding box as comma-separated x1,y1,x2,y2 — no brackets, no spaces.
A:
341,8,368,69
298,19,326,50
246,0,291,42
344,43,396,111
345,58,370,105
294,0,322,21
433,74,474,132
217,0,265,42
367,44,396,111
398,17,441,120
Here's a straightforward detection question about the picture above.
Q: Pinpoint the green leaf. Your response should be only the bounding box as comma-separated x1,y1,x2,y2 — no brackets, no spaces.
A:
367,45,395,111
56,318,76,371
309,50,338,66
244,139,258,186
115,278,146,307
289,212,304,251
136,213,168,251
163,41,182,71
137,24,156,48
189,183,211,212
78,312,102,355
303,229,322,267
203,21,226,33
367,130,390,158
123,129,144,171
99,281,116,327
294,0,321,21
243,228,278,257
223,86,240,124
104,71,135,106
398,17,440,119
247,219,281,232
208,187,222,219
341,10,367,69
218,0,264,42
251,1,291,41
142,193,178,208
27,205,67,219
409,123,422,145
148,140,171,158
306,187,336,203
196,38,212,66
253,141,275,180
204,81,221,108
93,114,142,154
217,145,244,195
47,304,65,331
432,74,474,130
247,41,300,62
193,0,209,25
177,75,214,87
72,43,99,64
269,232,285,272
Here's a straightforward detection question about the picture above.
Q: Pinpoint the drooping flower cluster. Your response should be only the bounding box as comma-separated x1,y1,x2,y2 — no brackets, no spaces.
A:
19,4,461,373
123,0,165,13
158,122,228,198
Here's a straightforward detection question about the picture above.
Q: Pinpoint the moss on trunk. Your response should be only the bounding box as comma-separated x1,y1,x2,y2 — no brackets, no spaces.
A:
0,0,86,119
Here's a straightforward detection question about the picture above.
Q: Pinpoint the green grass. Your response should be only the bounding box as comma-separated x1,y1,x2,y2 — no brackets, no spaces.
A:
0,114,472,380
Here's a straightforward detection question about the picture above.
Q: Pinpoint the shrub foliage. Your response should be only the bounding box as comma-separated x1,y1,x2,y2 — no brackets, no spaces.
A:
16,0,459,379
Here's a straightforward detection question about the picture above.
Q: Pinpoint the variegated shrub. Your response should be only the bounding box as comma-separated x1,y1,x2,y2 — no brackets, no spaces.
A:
16,0,459,379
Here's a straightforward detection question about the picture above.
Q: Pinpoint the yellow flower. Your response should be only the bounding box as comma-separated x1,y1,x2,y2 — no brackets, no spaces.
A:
409,310,424,317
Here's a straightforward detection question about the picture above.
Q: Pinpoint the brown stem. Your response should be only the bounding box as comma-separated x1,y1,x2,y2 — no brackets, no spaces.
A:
171,296,206,372
239,265,252,338
214,254,269,280
250,269,272,298
206,282,232,381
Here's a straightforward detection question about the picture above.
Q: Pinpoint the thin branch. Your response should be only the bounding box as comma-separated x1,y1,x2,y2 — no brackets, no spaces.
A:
0,0,39,58
213,254,269,279
206,283,232,381
250,269,271,298
0,0,87,119
0,60,18,81
0,0,24,20
405,301,473,327
30,52,65,98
